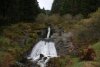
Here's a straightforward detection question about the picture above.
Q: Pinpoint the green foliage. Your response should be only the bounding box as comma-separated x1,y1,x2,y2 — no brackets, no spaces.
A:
35,13,84,32
0,36,10,48
73,8,100,46
70,41,100,67
0,0,40,26
51,0,99,16
92,42,100,62
0,23,41,66
72,62,84,67
18,0,40,21
0,6,100,66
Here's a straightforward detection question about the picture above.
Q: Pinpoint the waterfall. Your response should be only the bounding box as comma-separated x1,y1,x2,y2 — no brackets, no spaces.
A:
27,27,58,67
46,27,50,39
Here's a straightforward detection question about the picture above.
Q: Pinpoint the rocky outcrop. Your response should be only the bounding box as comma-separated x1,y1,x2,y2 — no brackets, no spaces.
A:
51,32,75,56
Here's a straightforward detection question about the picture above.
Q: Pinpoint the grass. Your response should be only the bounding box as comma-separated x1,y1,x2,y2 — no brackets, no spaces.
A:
70,42,100,67
47,42,100,67
60,42,100,67
92,42,100,62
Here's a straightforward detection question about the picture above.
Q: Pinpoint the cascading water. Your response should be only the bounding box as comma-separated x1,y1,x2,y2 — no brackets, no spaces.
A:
27,26,58,67
47,27,50,39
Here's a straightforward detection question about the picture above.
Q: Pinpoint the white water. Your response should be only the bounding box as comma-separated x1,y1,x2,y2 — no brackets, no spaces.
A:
47,27,50,39
27,27,58,67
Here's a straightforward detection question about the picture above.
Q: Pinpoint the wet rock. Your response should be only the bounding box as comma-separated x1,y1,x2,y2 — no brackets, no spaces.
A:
51,32,75,56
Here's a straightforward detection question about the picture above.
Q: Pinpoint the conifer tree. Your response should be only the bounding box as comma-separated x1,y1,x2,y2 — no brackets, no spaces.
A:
51,0,99,16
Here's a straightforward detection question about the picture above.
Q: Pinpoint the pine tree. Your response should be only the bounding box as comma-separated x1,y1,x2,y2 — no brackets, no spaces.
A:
51,0,99,16
0,0,40,25
18,0,40,21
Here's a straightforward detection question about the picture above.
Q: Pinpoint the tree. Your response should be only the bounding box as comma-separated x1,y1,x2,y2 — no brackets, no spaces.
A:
0,0,40,26
18,0,40,21
51,0,99,16
79,0,98,16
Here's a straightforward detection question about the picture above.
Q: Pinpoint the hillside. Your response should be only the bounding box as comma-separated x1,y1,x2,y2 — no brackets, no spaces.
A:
0,0,100,67
0,8,100,67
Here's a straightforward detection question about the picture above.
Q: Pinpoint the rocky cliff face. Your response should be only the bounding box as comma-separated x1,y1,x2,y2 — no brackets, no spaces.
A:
51,32,75,56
